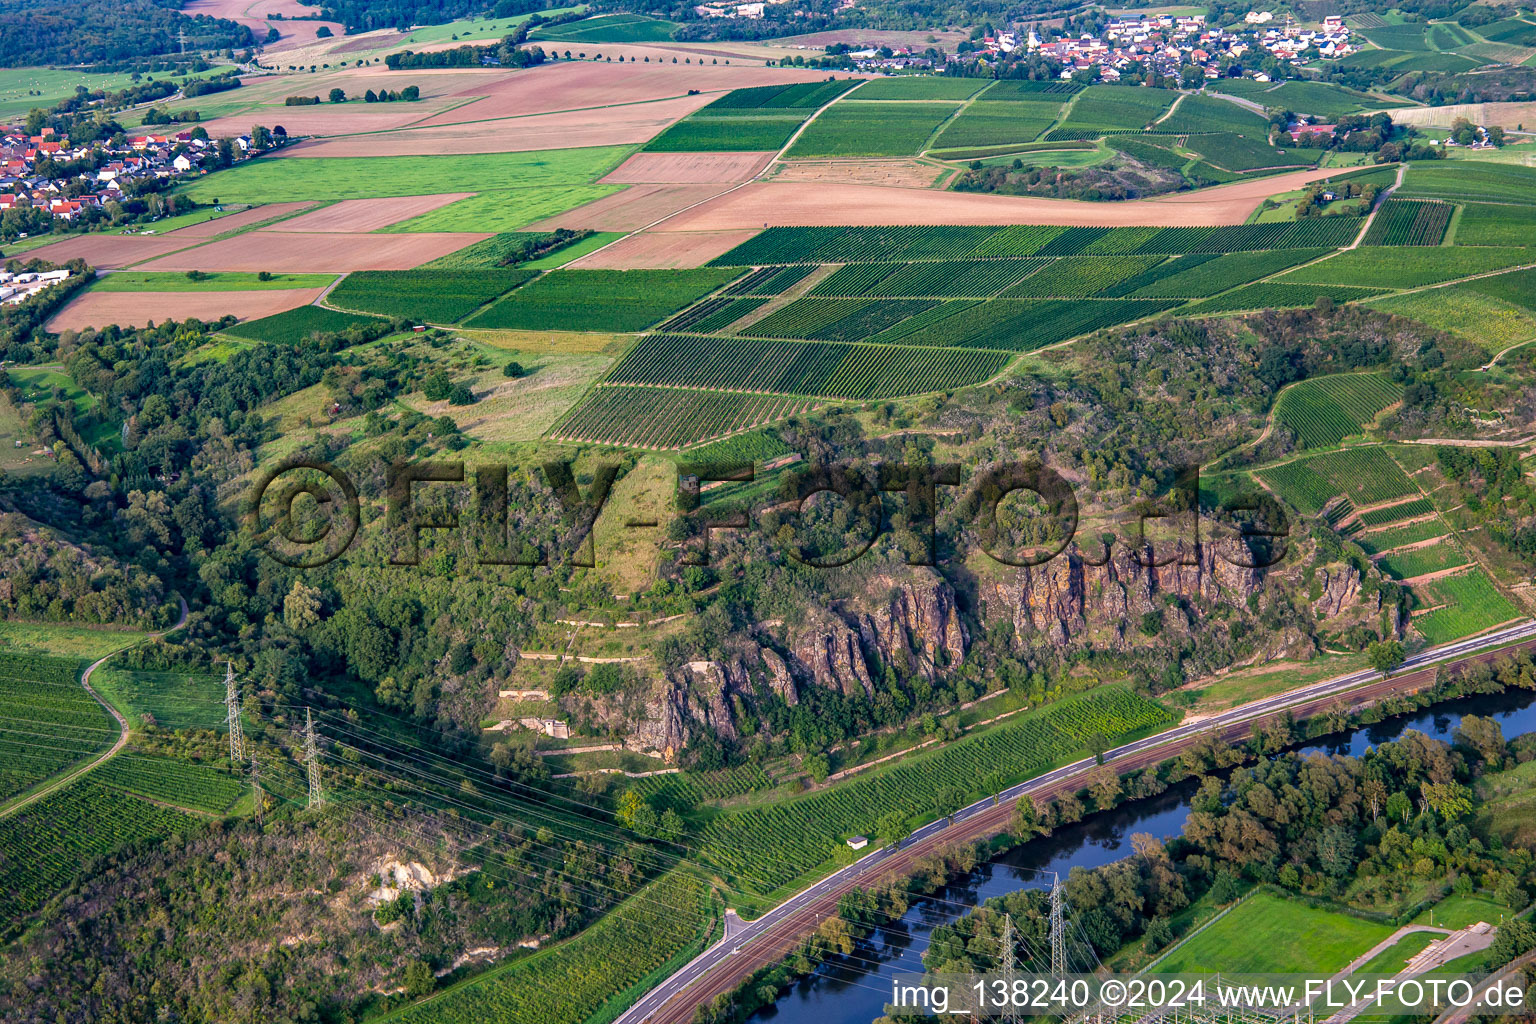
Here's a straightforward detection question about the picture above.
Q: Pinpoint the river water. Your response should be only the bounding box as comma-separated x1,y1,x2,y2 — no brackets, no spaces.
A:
748,687,1536,1024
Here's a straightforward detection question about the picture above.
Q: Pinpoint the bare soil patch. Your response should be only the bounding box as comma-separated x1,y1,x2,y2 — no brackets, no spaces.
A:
413,61,834,127
165,201,317,238
653,170,1348,230
182,0,343,50
134,232,489,272
267,195,473,232
522,184,727,232
11,234,199,269
274,95,711,158
566,229,761,269
769,159,943,188
197,102,457,138
46,287,325,331
602,151,773,184
1383,101,1536,129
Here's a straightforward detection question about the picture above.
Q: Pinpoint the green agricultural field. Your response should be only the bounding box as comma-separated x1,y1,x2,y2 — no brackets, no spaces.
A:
1258,446,1417,513
1399,161,1536,204
603,333,1011,398
385,871,714,1024
786,101,960,158
644,114,806,152
696,688,1172,901
1413,570,1522,644
1368,287,1536,351
1464,267,1536,313
554,386,814,448
1217,79,1380,119
1182,132,1303,172
1281,245,1533,289
1184,282,1383,314
1161,93,1269,135
1048,84,1178,138
1378,540,1470,579
180,147,633,203
854,77,990,100
0,655,111,805
1357,497,1435,528
1362,23,1435,50
379,186,621,232
91,272,336,292
223,305,385,343
1274,372,1401,448
1481,17,1536,45
88,667,226,732
328,269,535,323
1001,255,1165,297
96,753,244,814
531,12,680,41
0,778,197,936
1129,248,1330,298
679,428,792,464
1359,199,1453,246
464,268,738,332
1455,203,1536,246
0,66,234,120
1154,891,1394,974
658,295,767,332
931,101,1060,149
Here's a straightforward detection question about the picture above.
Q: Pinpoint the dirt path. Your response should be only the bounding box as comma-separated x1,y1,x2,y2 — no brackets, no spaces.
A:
1152,92,1187,126
1347,162,1406,249
0,597,190,822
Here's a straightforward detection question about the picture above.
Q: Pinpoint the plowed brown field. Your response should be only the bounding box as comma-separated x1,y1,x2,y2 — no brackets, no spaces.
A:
133,231,488,272
13,234,200,269
45,287,326,331
521,184,727,232
601,151,773,184
566,229,760,268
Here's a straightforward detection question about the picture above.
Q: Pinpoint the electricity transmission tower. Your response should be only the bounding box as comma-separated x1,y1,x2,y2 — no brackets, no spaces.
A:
224,662,244,766
1000,912,1022,1024
304,708,325,810
1049,875,1066,978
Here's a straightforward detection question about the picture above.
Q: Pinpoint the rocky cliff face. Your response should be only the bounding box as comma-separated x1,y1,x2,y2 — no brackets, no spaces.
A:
625,569,968,756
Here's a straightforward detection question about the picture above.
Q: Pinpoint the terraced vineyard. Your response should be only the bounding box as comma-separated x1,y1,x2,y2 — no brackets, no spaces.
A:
554,386,816,448
1414,571,1524,645
1273,373,1401,448
1357,496,1436,528
694,688,1172,899
1378,541,1471,580
1359,199,1453,246
1258,447,1417,514
1356,519,1446,555
0,655,112,804
0,778,196,934
632,763,774,811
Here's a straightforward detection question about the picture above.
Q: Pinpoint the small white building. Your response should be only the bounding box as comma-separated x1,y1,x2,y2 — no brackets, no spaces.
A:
847,835,869,850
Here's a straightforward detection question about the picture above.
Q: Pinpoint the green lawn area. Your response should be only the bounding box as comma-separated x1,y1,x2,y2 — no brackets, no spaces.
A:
0,621,147,660
378,186,620,232
1354,930,1438,975
1413,894,1515,931
0,66,231,120
1154,891,1395,974
520,231,624,268
4,366,96,415
89,668,226,732
93,272,336,292
180,147,633,204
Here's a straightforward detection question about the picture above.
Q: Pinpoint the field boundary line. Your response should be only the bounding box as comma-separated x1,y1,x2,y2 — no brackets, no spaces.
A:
1139,891,1255,974
1347,161,1406,249
0,596,189,822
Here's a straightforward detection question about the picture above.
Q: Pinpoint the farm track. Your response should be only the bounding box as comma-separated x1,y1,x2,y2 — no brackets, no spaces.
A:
0,597,189,822
619,621,1536,1024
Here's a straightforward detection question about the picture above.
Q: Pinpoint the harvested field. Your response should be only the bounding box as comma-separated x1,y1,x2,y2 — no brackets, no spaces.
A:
1382,101,1536,129
133,232,490,272
267,195,473,233
412,61,835,127
274,96,711,158
602,151,774,184
13,234,201,269
45,287,325,331
195,101,461,139
182,0,344,49
773,29,969,48
164,201,317,237
566,230,762,269
769,159,944,188
652,170,1346,231
521,184,728,232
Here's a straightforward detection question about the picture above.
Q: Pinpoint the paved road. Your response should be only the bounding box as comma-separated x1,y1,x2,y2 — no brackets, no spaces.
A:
617,620,1536,1024
0,596,190,821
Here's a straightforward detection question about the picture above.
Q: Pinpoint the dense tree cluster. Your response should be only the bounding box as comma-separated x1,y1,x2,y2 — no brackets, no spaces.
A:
0,0,253,67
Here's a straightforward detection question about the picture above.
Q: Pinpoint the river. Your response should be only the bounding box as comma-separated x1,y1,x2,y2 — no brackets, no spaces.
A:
747,686,1536,1024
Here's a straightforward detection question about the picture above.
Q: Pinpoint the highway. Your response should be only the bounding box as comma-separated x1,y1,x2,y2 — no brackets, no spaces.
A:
616,619,1536,1024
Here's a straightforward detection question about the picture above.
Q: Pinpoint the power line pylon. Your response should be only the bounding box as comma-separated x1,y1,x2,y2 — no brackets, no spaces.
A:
1049,875,1067,978
304,708,325,810
1000,912,1022,1024
224,662,244,767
